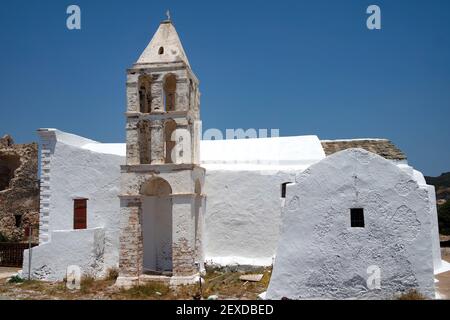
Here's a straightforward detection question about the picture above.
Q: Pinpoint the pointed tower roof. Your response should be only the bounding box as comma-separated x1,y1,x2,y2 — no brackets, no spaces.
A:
136,18,190,67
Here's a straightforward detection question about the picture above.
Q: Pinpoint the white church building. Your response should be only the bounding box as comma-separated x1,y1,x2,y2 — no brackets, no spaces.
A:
23,18,444,299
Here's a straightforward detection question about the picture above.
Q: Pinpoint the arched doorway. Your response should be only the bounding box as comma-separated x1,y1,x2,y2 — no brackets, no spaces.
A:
140,177,173,274
138,75,152,113
164,119,177,164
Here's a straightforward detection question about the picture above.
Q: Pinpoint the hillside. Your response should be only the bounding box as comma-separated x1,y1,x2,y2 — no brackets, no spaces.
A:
425,172,450,201
426,172,450,235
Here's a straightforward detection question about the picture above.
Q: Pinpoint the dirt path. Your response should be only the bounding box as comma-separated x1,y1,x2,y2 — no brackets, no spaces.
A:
0,268,271,300
436,254,450,300
0,267,19,280
436,271,450,299
0,268,18,300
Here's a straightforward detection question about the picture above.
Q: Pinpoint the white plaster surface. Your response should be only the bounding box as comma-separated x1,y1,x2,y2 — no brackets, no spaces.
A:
39,129,99,148
23,228,105,281
29,130,441,288
67,134,327,169
398,165,442,270
201,135,325,169
203,170,297,266
27,130,123,280
434,260,450,275
82,143,126,156
266,149,436,299
142,196,173,272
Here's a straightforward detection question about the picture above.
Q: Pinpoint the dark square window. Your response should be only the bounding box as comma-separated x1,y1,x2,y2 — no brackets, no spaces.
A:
350,208,365,228
281,182,292,198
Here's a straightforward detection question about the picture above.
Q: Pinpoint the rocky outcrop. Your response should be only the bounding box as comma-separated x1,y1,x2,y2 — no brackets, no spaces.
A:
0,135,39,242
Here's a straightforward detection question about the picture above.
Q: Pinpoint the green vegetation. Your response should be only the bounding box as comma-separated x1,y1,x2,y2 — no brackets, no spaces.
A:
119,282,170,299
425,172,450,189
425,172,450,235
8,275,24,284
0,232,9,242
396,289,427,300
0,267,271,300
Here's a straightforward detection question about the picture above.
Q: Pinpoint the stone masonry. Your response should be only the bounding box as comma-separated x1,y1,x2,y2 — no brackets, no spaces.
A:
0,135,39,242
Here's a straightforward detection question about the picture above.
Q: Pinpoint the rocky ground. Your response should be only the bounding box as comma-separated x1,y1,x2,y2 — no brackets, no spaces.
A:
1,263,450,300
436,251,450,300
0,267,271,300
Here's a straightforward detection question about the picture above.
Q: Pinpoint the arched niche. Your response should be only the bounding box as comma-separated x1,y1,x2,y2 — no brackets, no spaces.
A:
138,75,152,113
137,120,150,164
194,179,201,195
164,119,177,164
140,177,172,196
163,74,177,112
140,177,173,274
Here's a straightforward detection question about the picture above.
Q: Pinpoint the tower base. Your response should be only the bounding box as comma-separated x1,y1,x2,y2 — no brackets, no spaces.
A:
115,273,200,289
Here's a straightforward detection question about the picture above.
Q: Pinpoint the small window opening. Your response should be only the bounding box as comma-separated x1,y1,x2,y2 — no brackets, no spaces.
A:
281,182,292,198
163,74,177,112
350,208,365,228
14,214,22,228
158,47,164,55
74,199,87,230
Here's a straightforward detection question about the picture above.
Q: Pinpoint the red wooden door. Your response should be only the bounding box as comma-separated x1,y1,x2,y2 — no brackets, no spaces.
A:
74,199,87,229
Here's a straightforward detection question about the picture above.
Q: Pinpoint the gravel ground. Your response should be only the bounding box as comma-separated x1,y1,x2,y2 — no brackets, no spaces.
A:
0,267,20,280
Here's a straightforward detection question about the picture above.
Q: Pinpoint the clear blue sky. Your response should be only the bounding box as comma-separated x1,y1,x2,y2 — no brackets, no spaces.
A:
0,0,449,176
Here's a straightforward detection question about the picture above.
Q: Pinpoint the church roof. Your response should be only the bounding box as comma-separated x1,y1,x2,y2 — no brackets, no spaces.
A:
321,139,407,161
200,135,326,170
136,20,190,66
41,130,407,167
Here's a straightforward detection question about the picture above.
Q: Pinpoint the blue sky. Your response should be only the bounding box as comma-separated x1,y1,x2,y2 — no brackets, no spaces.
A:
0,0,449,175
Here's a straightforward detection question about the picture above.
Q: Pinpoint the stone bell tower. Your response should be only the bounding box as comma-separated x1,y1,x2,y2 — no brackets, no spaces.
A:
116,16,205,288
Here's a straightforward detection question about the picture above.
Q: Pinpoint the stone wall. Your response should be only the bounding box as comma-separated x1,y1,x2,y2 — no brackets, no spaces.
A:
0,135,39,242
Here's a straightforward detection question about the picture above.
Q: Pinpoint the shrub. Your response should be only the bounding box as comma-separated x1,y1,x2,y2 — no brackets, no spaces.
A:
105,268,119,281
79,275,96,293
8,275,24,284
81,275,95,287
397,289,426,300
0,232,9,242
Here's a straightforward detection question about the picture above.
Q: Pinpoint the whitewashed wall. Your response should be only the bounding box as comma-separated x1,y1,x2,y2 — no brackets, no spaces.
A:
267,149,436,299
203,170,297,266
23,228,105,281
25,130,123,280
27,130,441,285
